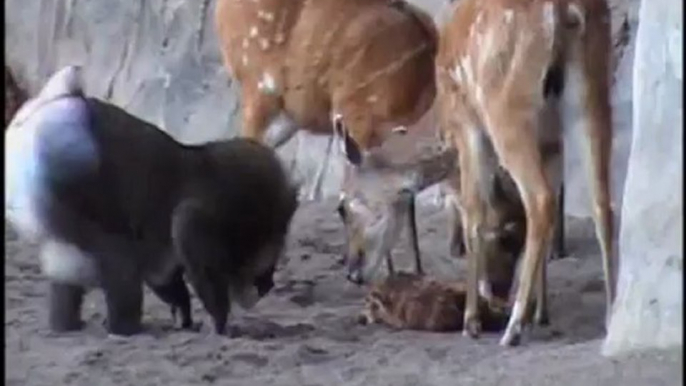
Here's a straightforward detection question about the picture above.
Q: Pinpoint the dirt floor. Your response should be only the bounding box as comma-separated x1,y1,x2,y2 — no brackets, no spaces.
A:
5,200,683,386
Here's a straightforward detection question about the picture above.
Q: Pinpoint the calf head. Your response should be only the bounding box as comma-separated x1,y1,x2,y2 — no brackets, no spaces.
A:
335,120,457,284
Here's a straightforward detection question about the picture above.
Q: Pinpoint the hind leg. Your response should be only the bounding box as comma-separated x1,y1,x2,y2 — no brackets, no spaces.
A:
98,257,144,336
483,110,555,347
48,282,85,332
147,268,194,329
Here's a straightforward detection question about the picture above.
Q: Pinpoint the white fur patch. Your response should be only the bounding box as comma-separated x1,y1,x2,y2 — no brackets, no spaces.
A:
450,64,462,85
504,9,514,24
391,126,408,134
257,72,277,94
5,69,95,243
479,279,494,300
460,57,475,88
10,66,82,129
257,10,275,22
542,2,556,38
40,240,99,286
5,113,44,240
475,86,486,109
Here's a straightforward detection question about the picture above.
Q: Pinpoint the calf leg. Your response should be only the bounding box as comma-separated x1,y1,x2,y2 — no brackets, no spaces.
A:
48,282,85,332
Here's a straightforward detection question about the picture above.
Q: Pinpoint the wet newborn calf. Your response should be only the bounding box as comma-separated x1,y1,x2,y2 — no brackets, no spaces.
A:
5,66,298,336
359,272,510,332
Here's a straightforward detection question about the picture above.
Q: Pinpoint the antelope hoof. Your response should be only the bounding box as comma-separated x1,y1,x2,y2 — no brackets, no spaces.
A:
462,316,481,339
499,323,523,347
534,310,550,326
306,185,322,202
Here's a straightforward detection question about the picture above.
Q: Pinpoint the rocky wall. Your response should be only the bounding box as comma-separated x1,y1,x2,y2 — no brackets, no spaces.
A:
603,0,683,355
4,0,638,213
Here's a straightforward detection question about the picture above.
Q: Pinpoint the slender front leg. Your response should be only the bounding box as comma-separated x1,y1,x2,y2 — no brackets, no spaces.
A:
308,134,334,201
407,195,423,275
534,257,550,326
385,253,396,276
552,184,566,259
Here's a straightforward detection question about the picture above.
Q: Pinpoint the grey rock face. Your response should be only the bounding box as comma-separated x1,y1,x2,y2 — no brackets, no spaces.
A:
5,0,238,146
5,0,637,212
603,0,683,355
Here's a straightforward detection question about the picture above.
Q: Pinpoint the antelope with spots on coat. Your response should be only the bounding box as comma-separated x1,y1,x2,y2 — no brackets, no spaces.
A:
435,0,615,346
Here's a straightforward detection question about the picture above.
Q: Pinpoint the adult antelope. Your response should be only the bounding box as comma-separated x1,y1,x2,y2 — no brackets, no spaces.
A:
214,0,439,276
336,0,614,347
436,0,615,346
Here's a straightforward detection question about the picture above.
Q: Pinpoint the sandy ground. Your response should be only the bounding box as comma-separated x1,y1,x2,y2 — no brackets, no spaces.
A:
5,200,682,386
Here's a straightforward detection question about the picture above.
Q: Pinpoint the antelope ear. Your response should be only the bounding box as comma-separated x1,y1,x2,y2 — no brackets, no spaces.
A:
334,116,363,166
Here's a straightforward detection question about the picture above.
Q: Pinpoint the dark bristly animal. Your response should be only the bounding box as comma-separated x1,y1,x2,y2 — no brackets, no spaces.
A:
6,66,298,336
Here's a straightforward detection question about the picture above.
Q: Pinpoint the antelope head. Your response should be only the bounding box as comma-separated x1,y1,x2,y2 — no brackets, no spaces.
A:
334,119,457,284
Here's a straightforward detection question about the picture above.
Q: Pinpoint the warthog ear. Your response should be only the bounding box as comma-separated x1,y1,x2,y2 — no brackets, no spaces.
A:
334,116,363,166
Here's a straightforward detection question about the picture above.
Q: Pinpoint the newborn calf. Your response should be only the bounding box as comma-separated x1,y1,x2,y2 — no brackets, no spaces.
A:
5,66,298,336
359,272,509,332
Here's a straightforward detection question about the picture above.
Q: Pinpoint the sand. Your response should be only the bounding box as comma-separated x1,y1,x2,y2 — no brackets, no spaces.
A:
5,200,682,386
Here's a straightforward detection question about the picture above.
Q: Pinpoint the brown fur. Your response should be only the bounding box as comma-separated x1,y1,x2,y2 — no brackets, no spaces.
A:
359,272,509,332
215,0,438,149
436,0,614,346
215,0,440,266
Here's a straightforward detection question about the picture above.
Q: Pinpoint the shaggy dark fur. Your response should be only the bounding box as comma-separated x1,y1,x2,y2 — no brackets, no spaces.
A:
11,96,297,336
